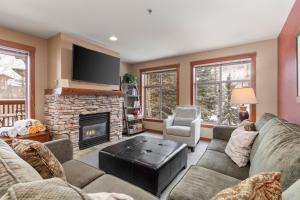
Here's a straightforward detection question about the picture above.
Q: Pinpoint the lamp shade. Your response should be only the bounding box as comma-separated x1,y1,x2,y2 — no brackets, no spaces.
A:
231,87,257,104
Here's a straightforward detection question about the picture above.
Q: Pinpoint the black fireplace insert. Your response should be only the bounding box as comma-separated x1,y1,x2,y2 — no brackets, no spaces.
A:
79,112,110,150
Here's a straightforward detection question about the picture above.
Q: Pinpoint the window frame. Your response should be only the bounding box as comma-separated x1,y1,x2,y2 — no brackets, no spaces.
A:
0,39,36,118
190,53,256,126
140,64,180,122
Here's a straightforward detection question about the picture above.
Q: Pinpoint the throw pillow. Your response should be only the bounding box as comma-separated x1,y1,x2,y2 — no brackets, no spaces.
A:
239,119,257,131
88,193,134,200
12,139,66,180
0,140,42,197
1,178,91,200
211,172,282,200
225,126,258,167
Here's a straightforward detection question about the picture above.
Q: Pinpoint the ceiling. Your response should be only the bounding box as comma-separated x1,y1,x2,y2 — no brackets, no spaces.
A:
0,0,295,63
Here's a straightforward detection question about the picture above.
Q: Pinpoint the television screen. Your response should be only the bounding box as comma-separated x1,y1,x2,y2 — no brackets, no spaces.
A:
72,44,120,85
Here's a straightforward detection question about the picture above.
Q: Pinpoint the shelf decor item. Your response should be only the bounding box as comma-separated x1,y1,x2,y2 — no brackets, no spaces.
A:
122,73,137,85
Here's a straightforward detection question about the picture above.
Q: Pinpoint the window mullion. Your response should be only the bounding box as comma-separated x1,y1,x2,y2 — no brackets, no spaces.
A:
159,73,163,120
218,65,223,125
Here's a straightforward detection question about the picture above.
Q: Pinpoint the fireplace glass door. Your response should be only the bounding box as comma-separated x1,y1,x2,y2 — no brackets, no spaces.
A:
79,112,109,149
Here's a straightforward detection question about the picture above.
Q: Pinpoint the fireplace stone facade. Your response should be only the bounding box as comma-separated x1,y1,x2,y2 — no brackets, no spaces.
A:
44,94,124,151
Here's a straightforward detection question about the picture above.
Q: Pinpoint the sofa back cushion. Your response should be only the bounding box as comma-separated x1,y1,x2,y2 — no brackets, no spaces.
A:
249,118,300,190
255,113,277,131
250,113,277,162
0,140,42,197
282,179,300,199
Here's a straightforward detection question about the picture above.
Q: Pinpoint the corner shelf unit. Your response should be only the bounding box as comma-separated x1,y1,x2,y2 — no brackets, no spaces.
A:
122,83,145,136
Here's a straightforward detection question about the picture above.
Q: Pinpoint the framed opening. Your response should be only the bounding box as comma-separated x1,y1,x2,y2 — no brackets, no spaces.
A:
0,39,35,127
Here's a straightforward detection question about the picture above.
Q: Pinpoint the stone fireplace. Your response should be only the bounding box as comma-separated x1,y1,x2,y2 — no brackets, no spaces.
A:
44,88,124,152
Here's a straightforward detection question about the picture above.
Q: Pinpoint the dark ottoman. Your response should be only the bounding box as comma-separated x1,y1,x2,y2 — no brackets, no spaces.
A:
98,136,187,196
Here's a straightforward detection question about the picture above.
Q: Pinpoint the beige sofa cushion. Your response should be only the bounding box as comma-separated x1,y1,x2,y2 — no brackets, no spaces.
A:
62,159,105,188
207,139,228,153
0,140,42,197
168,166,240,200
83,174,158,200
197,150,249,180
1,178,91,200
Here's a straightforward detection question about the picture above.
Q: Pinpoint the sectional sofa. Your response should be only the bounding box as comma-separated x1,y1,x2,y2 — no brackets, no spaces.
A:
46,139,159,200
168,113,300,200
0,137,158,200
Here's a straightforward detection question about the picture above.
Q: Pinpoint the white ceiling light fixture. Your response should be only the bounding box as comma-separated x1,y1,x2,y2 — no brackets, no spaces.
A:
109,35,118,42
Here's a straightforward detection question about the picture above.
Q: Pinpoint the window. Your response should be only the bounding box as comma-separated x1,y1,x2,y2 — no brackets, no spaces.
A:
192,54,255,125
0,39,35,127
141,65,179,120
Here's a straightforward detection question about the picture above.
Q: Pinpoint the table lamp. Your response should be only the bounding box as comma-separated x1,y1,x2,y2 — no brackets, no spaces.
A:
231,87,257,121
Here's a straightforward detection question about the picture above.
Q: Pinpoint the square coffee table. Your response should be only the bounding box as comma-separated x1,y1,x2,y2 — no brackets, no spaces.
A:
98,136,187,196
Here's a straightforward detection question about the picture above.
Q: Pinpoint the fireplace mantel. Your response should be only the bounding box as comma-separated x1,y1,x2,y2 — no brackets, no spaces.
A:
45,87,124,97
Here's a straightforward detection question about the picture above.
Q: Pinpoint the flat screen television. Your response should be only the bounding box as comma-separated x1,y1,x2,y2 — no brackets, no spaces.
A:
72,44,120,85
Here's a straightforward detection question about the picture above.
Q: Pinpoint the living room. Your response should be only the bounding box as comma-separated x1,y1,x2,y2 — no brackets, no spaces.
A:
0,0,299,200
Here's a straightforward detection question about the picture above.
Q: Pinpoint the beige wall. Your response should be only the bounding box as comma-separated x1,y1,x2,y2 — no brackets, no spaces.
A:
0,28,131,122
120,62,132,76
48,33,121,90
0,27,48,122
132,39,278,137
0,26,277,133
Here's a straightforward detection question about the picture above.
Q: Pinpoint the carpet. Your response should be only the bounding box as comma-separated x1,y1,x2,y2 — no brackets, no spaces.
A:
76,132,209,200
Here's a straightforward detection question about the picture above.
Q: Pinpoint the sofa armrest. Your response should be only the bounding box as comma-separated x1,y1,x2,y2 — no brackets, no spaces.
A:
213,126,237,141
45,138,73,164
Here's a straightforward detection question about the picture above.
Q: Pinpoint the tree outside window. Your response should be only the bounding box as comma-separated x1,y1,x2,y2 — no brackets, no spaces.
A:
142,68,178,120
194,59,252,125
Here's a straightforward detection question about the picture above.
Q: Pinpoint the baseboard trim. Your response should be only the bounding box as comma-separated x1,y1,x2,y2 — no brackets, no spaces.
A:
200,137,212,142
145,129,163,134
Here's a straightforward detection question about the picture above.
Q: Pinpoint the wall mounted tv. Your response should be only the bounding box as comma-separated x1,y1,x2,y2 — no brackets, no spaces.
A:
72,44,120,85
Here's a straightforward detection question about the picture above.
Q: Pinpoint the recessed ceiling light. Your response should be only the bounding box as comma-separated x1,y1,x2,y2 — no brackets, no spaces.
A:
109,35,118,41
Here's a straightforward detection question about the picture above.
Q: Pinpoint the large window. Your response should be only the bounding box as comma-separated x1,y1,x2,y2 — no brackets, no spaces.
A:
0,40,35,127
141,65,179,120
192,55,255,125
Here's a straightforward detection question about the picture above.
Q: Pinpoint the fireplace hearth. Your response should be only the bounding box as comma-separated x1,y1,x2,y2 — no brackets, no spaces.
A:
79,112,110,150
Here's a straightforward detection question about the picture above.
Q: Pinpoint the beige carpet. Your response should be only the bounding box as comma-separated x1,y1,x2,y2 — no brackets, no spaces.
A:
77,132,209,200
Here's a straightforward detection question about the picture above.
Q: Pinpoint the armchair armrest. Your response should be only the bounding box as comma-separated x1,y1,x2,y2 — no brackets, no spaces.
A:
44,138,73,164
163,115,175,135
191,116,201,141
213,126,237,141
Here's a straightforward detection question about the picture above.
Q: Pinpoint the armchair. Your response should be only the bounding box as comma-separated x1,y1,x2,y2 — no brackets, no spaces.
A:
163,106,201,152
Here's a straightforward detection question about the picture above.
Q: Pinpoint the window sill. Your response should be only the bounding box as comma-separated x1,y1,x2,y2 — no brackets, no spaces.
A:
201,124,215,128
144,118,163,122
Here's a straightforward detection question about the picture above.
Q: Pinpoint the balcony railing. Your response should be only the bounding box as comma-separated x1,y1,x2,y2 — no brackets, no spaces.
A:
0,99,26,127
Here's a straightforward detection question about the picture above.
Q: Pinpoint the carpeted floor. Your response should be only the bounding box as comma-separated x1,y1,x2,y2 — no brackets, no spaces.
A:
76,132,209,200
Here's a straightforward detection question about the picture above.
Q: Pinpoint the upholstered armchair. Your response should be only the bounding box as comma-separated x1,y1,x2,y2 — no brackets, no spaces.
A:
163,106,201,152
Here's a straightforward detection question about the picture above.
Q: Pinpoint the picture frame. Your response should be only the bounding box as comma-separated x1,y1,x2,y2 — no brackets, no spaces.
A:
297,33,300,102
